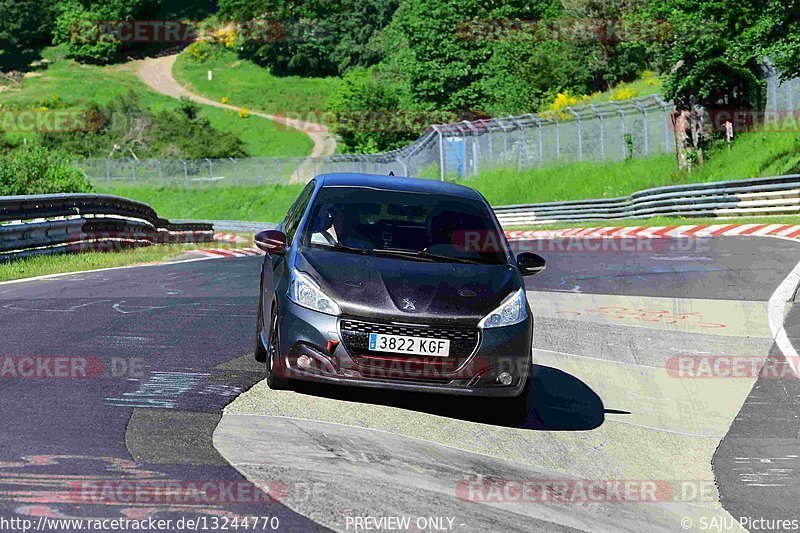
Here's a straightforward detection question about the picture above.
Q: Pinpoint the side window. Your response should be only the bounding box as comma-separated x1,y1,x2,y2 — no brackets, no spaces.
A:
284,181,316,246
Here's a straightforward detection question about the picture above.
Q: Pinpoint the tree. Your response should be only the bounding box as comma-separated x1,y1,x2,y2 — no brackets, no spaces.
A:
218,0,399,76
655,0,799,169
0,0,57,69
53,0,158,63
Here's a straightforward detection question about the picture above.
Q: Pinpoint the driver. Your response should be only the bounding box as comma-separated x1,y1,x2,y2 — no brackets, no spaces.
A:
311,205,373,249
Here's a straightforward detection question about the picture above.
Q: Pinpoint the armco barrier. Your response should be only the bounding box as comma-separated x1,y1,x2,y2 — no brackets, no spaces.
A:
0,194,213,261
494,175,800,227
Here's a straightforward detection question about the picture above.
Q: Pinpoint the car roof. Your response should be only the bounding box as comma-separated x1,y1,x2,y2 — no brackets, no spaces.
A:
315,173,482,200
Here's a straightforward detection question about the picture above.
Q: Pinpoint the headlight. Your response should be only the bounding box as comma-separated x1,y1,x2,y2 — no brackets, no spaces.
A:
478,288,527,329
288,270,341,316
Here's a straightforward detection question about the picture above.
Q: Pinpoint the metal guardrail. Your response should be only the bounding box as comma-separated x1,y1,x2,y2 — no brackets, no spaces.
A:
0,194,214,262
493,175,800,227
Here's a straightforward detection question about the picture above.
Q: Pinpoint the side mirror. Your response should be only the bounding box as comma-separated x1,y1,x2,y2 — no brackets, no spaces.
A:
517,252,546,276
254,230,286,255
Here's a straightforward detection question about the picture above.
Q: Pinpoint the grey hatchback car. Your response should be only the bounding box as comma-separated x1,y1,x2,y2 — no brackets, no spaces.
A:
253,173,545,419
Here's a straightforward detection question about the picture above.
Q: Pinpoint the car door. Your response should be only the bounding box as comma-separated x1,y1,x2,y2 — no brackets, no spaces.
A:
261,181,317,326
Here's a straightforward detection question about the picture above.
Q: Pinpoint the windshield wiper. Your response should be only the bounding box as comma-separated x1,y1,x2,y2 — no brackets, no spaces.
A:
373,248,481,265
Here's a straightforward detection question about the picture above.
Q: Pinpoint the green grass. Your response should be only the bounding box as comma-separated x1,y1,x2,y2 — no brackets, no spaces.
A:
0,46,313,157
105,184,306,222
466,130,800,206
0,246,198,282
174,49,340,115
96,128,800,225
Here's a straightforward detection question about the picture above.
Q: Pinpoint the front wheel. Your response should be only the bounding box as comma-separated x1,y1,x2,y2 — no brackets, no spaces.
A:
502,378,532,426
266,307,289,390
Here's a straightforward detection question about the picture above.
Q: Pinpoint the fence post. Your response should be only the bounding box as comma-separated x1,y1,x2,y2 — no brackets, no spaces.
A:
545,113,560,160
182,160,188,190
130,160,135,185
229,157,239,187
635,100,649,156
567,107,582,161
105,159,111,188
590,104,605,160
508,117,528,168
525,114,544,163
205,158,213,183
433,125,445,181
496,120,509,167
156,160,163,188
654,95,672,153
463,120,480,176
396,157,408,177
611,102,627,159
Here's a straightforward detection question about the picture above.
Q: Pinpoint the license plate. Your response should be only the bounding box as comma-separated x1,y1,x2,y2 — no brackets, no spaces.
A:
368,333,450,357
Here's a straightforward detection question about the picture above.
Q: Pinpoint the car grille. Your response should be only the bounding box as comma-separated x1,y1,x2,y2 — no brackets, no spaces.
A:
339,319,480,378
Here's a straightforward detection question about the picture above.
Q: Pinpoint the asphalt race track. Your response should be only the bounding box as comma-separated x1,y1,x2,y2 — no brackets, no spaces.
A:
1,235,799,532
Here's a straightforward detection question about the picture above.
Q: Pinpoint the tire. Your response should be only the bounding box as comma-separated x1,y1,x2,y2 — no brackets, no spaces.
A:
254,294,267,363
503,378,532,426
266,305,289,390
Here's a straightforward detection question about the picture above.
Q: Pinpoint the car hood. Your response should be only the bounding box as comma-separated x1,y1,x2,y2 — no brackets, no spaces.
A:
296,247,520,324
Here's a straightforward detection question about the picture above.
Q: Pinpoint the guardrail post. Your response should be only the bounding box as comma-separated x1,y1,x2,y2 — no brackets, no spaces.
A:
590,104,605,160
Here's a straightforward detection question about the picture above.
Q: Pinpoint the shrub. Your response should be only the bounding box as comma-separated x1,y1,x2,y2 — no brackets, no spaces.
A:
0,146,92,195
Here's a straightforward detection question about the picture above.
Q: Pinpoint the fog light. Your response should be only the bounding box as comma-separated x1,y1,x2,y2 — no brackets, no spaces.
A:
497,372,513,386
297,355,312,370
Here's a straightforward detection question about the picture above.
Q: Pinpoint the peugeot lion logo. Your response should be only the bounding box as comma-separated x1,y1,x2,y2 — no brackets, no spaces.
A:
402,298,416,311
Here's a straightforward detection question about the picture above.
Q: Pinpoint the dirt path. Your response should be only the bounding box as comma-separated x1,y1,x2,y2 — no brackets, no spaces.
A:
138,54,337,180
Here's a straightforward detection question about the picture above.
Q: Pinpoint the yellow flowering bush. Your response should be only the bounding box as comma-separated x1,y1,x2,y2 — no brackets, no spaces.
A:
610,87,639,101
221,97,229,104
541,91,590,120
238,107,250,119
212,28,238,48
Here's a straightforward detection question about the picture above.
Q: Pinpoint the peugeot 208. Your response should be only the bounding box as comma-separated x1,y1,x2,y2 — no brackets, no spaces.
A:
253,174,545,417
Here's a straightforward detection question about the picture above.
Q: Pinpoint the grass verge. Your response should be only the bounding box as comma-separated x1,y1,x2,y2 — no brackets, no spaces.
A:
0,46,313,157
174,50,340,116
464,130,800,206
104,184,306,222
101,128,800,225
0,245,202,283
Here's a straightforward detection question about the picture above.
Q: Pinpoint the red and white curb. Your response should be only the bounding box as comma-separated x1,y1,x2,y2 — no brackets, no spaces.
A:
506,223,800,241
193,247,264,258
194,224,800,259
214,233,252,244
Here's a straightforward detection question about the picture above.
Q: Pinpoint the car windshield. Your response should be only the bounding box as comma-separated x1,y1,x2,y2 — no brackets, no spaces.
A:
300,186,508,265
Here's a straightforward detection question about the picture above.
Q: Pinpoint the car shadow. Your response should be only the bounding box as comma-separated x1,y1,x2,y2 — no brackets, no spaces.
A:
291,364,605,431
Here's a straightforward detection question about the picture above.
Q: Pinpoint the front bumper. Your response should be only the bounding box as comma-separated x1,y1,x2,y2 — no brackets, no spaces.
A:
275,300,532,397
